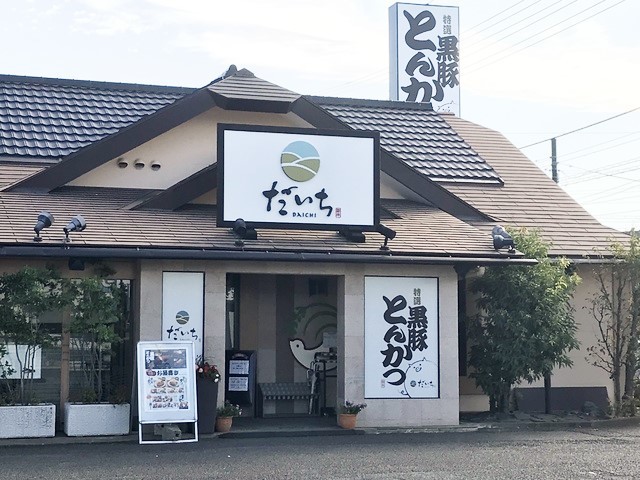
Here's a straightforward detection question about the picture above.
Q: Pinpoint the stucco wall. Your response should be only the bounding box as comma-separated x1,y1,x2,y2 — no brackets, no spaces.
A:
69,108,312,190
136,259,459,427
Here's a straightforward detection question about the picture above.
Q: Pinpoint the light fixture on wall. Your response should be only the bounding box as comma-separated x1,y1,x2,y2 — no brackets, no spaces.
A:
376,223,397,251
64,215,87,242
339,227,366,243
33,211,54,242
492,225,516,253
232,218,257,246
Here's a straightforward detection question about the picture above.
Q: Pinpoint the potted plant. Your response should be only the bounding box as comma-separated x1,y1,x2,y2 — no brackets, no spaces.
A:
195,356,220,434
0,267,68,438
338,400,367,429
215,400,242,433
64,277,130,436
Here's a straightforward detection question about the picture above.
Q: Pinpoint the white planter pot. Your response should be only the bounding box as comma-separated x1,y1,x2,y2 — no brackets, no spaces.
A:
64,403,130,436
0,404,56,438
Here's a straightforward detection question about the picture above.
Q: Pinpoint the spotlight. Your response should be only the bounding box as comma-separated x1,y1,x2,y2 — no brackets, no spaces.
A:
232,218,257,246
492,225,516,253
64,215,87,242
339,228,366,243
33,211,54,242
376,224,397,251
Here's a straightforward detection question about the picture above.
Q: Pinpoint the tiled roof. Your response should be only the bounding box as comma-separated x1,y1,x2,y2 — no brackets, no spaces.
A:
0,164,43,188
0,187,506,259
310,97,502,185
0,75,192,159
442,116,629,257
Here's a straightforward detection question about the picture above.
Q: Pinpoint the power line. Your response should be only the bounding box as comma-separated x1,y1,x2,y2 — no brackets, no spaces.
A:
466,0,530,32
468,0,545,37
519,107,640,149
465,1,577,56
465,0,624,73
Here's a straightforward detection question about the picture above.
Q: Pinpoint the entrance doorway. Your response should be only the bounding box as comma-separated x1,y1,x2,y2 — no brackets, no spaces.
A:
224,274,338,419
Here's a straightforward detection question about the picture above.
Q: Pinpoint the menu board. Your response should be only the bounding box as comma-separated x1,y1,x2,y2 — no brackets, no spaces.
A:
137,341,197,424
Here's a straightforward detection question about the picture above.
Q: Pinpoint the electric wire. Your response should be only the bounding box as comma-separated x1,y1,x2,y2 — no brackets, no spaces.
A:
465,0,529,32
465,0,625,73
465,1,577,55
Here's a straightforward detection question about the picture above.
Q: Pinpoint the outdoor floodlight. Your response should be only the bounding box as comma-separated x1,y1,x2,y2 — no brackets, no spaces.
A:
376,223,397,251
33,211,54,242
339,227,366,243
492,225,516,253
232,218,257,246
64,215,87,242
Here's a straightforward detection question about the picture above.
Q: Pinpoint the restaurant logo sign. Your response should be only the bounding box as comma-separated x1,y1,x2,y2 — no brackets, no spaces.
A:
217,124,380,230
389,2,460,115
364,276,439,399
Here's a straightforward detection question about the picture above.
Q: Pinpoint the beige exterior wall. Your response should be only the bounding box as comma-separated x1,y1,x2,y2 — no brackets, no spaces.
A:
69,108,312,190
520,265,614,397
460,264,615,411
134,258,459,426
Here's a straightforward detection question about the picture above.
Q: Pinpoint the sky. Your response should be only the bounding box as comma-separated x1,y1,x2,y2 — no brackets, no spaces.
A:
3,0,640,232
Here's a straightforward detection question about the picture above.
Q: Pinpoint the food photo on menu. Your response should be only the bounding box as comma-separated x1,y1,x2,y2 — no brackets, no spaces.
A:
143,348,190,410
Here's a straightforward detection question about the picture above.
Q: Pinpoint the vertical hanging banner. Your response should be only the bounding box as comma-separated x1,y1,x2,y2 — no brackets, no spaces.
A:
364,276,439,399
162,272,204,359
389,2,460,115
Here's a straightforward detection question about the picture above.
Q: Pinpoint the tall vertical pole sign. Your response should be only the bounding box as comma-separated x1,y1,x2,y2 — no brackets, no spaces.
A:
389,3,460,115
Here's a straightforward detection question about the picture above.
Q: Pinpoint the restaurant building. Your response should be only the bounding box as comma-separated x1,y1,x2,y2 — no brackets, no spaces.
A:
0,66,628,430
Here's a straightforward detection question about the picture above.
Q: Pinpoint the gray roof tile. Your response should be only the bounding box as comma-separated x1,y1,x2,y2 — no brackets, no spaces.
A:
309,97,502,185
0,76,192,159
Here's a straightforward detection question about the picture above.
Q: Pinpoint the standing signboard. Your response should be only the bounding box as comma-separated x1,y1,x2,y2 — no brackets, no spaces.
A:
137,341,198,443
364,276,439,399
389,2,460,115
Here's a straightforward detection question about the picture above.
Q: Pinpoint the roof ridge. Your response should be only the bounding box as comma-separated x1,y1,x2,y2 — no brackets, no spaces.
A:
308,95,435,111
0,74,197,95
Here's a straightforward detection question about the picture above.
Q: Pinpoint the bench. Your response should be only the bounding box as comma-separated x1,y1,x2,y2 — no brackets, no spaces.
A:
257,382,318,417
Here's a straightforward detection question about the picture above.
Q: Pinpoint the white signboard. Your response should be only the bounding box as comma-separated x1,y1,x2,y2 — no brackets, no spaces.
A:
2,344,42,380
162,272,204,359
228,360,249,375
228,377,249,392
364,276,439,399
217,125,380,230
137,341,197,423
390,2,460,115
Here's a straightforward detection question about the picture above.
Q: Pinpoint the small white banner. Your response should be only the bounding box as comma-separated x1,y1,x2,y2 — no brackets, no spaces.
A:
390,2,460,115
364,276,439,399
162,272,204,359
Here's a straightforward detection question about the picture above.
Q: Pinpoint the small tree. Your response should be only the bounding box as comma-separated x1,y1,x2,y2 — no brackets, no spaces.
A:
68,277,124,403
587,231,640,415
0,267,70,405
468,229,580,412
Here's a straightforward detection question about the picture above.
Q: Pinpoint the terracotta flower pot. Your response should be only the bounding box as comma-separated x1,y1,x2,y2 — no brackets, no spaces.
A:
338,413,357,429
215,416,233,433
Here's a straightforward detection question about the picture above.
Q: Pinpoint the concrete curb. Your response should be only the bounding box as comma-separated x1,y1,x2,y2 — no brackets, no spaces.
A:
1,417,639,446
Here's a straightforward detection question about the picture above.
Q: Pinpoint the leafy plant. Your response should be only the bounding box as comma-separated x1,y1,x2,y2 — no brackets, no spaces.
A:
68,277,125,403
195,355,221,383
0,266,71,405
468,228,580,413
340,400,367,414
586,230,640,415
216,400,241,417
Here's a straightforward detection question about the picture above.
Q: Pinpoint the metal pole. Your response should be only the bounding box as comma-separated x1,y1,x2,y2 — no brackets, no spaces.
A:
551,137,558,183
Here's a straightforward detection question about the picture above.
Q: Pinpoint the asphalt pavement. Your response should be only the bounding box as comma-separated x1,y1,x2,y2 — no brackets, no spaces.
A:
2,421,640,479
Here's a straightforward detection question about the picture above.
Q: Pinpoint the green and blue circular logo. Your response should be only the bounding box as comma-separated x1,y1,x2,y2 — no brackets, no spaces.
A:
280,141,320,182
176,310,189,325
